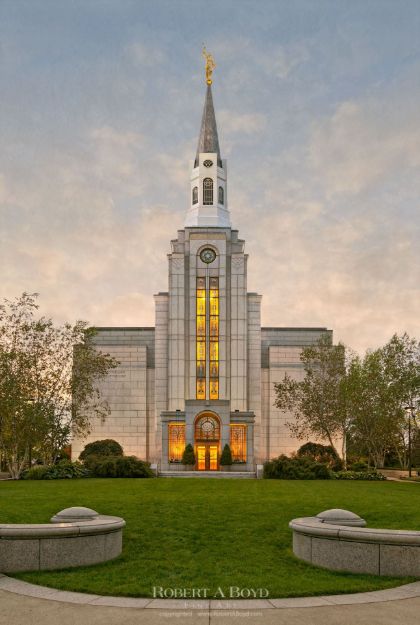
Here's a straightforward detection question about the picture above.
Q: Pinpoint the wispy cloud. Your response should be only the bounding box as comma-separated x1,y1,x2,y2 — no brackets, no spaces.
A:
0,3,419,355
310,97,420,196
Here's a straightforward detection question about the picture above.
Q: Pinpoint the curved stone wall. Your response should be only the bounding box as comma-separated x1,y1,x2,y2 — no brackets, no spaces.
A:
290,509,420,577
0,507,125,573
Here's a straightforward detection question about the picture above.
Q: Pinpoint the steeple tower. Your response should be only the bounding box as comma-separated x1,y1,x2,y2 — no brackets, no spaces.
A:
185,51,230,228
194,85,222,168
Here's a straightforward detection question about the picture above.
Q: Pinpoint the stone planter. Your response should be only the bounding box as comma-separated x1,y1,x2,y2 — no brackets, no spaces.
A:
0,507,125,573
290,508,420,576
221,465,232,472
183,464,194,471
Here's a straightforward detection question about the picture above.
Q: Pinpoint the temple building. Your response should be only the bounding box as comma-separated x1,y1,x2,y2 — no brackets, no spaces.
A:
72,63,332,474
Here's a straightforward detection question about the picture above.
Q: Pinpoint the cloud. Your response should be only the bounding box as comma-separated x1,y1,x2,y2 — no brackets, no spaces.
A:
124,42,167,67
218,110,266,135
310,98,420,196
255,43,309,80
1,11,419,358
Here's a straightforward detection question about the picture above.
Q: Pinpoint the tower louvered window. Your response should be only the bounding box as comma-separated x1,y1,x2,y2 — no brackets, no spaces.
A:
192,186,198,204
203,178,213,205
218,186,224,205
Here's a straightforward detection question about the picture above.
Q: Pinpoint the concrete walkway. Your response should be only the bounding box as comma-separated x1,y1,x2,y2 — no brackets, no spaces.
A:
1,576,420,624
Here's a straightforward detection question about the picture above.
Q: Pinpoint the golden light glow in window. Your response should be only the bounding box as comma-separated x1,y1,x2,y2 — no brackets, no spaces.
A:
196,275,219,400
196,379,205,399
209,277,219,400
230,424,247,462
169,423,185,462
209,341,218,361
196,341,206,361
209,379,219,400
196,277,206,399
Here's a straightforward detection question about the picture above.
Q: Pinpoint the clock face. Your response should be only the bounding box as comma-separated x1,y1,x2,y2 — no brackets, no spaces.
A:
203,159,213,168
200,248,216,264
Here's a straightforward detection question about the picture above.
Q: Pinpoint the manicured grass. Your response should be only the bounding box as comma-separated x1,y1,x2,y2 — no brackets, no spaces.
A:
0,478,419,598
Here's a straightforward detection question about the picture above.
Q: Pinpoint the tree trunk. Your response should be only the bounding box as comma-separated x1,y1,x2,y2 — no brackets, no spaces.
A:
341,432,347,470
7,447,28,479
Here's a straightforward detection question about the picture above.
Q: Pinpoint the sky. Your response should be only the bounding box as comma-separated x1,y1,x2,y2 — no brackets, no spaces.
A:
0,0,419,354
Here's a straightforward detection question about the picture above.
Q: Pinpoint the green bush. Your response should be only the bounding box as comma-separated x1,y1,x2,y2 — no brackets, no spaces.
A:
22,460,90,480
350,461,368,472
182,444,196,466
88,455,154,478
263,455,332,480
220,444,233,466
79,439,123,462
333,470,386,481
22,465,50,480
312,462,332,479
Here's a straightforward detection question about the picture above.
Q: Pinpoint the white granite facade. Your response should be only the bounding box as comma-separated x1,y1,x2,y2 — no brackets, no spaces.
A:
72,83,332,469
71,242,331,468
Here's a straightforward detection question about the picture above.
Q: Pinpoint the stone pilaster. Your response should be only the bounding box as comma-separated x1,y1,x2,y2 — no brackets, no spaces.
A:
154,293,169,461
247,293,262,461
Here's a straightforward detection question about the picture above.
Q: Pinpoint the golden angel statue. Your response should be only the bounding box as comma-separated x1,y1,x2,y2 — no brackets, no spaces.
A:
202,46,216,85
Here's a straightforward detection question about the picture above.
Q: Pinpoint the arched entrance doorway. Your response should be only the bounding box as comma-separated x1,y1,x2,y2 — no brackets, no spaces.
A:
194,413,220,471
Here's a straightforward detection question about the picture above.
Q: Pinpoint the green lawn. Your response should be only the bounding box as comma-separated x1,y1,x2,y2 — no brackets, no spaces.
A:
0,478,419,598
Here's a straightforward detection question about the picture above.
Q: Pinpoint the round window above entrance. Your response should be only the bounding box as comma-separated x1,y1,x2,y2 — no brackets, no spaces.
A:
200,248,216,264
195,415,220,441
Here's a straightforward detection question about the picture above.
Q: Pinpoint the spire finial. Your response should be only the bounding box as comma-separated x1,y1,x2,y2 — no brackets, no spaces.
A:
202,46,216,85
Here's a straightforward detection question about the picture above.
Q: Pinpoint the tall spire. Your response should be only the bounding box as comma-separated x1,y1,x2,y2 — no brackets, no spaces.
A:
185,49,230,228
194,84,222,167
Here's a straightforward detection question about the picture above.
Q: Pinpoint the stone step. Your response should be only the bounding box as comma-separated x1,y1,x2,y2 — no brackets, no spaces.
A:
158,470,257,479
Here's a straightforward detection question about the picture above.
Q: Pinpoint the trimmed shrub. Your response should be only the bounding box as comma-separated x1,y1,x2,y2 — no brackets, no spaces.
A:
22,460,90,480
333,470,386,481
263,455,332,480
88,455,154,478
80,439,123,462
220,444,233,466
182,444,196,466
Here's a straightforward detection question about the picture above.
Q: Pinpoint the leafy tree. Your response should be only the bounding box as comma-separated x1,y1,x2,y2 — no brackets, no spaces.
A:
381,334,420,468
0,293,118,478
346,334,420,469
274,336,350,468
345,350,401,468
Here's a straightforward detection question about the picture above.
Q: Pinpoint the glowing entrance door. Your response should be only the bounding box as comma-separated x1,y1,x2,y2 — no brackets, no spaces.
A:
196,444,219,471
195,413,220,471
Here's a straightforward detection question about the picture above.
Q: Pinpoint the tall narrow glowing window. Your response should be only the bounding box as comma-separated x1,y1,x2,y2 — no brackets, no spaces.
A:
209,277,219,399
169,423,185,462
196,277,206,399
230,424,247,462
